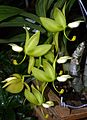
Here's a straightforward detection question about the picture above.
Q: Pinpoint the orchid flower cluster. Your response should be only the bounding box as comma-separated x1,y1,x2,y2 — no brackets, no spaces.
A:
2,4,83,113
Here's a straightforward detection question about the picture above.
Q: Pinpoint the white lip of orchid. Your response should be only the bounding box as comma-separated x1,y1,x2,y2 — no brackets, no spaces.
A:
2,77,17,83
42,103,50,108
57,75,72,82
23,26,30,30
42,101,54,108
9,43,23,52
68,20,84,28
57,56,72,64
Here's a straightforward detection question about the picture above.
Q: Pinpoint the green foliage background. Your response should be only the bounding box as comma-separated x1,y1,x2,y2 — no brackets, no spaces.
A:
0,0,86,119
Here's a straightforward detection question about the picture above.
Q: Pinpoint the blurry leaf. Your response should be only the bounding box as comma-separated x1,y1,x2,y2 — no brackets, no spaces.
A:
20,11,41,24
53,0,66,9
31,85,43,105
36,0,55,17
43,60,55,81
32,67,52,82
24,89,39,105
66,0,76,14
0,86,6,108
36,0,48,17
53,8,66,28
0,33,25,43
28,56,35,74
27,44,52,57
0,5,41,24
46,0,54,10
0,5,21,22
40,17,64,32
5,108,16,120
0,17,46,33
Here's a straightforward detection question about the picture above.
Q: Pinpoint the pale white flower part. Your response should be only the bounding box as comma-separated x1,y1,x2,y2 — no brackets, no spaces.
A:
9,43,23,52
57,56,72,64
25,18,36,23
2,77,17,83
57,75,72,82
23,26,30,30
42,101,54,108
68,20,84,28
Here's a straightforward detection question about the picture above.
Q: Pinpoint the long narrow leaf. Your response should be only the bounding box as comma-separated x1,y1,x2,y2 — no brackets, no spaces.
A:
0,33,25,43
0,5,21,22
0,17,45,33
36,0,48,17
47,0,54,10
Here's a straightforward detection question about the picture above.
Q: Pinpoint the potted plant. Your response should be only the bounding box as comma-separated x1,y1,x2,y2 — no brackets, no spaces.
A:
1,0,87,120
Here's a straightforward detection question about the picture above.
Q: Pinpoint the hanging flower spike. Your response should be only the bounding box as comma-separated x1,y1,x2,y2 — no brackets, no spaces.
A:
57,75,72,82
9,43,23,52
68,20,84,28
57,56,72,64
64,20,84,41
64,30,77,41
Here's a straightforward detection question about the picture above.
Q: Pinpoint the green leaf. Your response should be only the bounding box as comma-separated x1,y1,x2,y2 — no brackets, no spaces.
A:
32,67,52,82
25,27,30,50
46,0,54,10
53,8,66,29
20,11,41,24
52,0,66,9
6,81,24,93
36,0,47,17
27,44,52,57
62,2,66,16
28,56,35,74
0,33,25,43
40,17,64,32
44,51,54,63
0,17,45,33
53,32,59,52
31,85,43,105
0,5,21,22
43,60,55,81
25,31,40,54
66,0,76,14
24,89,39,105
